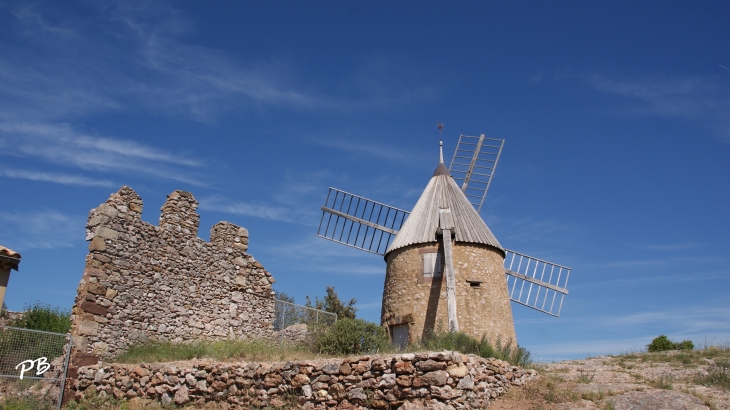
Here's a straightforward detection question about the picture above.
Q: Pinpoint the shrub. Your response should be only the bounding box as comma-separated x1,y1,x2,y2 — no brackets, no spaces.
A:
647,335,694,352
10,302,71,334
315,318,390,355
420,329,532,367
648,335,675,352
676,340,695,351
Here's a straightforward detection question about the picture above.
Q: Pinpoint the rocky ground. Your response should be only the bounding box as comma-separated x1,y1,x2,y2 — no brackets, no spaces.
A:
489,347,729,410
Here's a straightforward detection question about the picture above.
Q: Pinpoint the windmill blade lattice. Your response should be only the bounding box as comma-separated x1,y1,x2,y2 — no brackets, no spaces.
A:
316,188,410,255
449,134,504,212
504,249,571,317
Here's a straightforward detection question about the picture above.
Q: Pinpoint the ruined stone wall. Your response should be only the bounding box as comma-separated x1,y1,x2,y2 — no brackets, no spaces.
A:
69,351,536,409
382,241,516,345
70,187,276,357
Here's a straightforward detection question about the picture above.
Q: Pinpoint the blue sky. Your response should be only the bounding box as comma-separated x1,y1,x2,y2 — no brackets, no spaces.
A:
0,1,728,361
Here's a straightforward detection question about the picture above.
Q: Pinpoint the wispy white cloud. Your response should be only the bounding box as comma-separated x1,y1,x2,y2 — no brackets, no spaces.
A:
638,242,702,251
489,215,580,251
604,306,730,330
0,2,433,123
199,195,316,225
580,255,725,270
314,138,416,163
582,74,730,142
0,121,205,185
531,336,657,361
0,167,114,187
522,305,730,360
569,269,728,290
0,210,82,249
260,235,385,276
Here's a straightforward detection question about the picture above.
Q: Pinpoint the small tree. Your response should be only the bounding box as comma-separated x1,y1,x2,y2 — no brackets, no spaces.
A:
306,286,357,320
11,301,71,334
274,290,296,304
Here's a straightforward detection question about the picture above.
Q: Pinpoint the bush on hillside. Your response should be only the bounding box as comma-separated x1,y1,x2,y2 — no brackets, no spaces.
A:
10,301,71,334
647,335,694,352
315,318,390,355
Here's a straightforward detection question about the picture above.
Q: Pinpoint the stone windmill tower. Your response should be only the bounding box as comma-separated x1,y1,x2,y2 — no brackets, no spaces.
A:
316,133,572,347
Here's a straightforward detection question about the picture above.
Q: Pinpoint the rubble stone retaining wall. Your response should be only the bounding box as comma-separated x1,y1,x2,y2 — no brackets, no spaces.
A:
70,351,537,409
70,187,276,358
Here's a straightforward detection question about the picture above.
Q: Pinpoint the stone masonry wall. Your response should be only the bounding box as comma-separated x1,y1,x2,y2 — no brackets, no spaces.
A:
70,351,537,409
382,242,516,345
70,186,276,357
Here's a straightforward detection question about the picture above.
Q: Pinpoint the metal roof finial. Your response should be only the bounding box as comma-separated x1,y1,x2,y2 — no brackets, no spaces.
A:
437,122,444,163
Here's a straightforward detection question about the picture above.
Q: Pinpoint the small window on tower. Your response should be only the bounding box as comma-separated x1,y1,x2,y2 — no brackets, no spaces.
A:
423,252,442,278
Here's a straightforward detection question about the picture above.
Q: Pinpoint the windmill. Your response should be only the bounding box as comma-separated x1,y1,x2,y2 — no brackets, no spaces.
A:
315,130,572,347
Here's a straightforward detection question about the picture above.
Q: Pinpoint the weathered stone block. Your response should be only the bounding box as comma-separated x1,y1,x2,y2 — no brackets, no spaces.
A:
78,320,99,336
394,360,415,374
80,302,108,316
173,385,189,404
97,204,118,218
91,342,109,356
417,359,447,371
89,237,106,251
95,226,118,240
87,283,107,295
447,363,468,378
413,370,448,387
72,335,88,351
291,373,310,388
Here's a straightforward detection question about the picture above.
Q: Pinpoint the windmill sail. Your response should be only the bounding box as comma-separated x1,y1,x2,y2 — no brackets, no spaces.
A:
316,188,409,255
449,134,504,212
503,249,571,317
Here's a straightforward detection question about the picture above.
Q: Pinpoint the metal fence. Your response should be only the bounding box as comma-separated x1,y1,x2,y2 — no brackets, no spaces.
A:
0,326,71,409
273,299,337,331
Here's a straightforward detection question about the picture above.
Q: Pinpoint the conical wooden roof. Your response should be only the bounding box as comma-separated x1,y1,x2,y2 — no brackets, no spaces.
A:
385,157,503,256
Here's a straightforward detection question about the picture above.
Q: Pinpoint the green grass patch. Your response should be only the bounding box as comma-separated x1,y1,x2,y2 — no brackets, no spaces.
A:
113,339,322,364
114,323,534,369
0,395,55,410
418,329,532,367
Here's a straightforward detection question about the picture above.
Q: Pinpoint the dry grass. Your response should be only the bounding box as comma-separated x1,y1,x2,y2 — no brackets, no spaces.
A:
111,339,330,364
